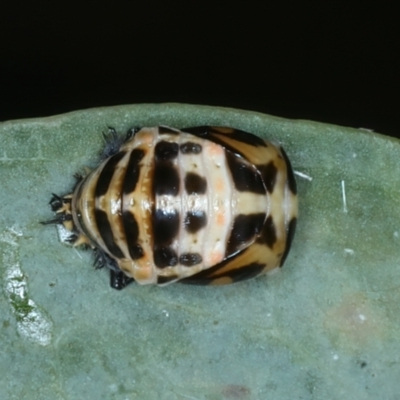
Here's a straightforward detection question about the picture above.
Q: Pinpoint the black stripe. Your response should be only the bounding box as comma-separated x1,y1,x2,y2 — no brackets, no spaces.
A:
180,142,202,154
71,181,96,243
258,161,278,193
212,127,267,147
257,215,277,248
159,126,179,134
280,147,297,195
152,209,180,245
155,141,179,161
122,211,144,259
179,253,203,266
157,274,179,284
122,149,145,194
154,246,178,268
280,217,297,267
181,126,240,156
184,211,207,233
226,213,266,256
95,151,126,197
180,258,265,285
225,151,265,194
182,126,267,148
222,262,265,283
184,172,207,195
74,204,95,242
153,162,180,196
94,209,125,258
179,257,229,285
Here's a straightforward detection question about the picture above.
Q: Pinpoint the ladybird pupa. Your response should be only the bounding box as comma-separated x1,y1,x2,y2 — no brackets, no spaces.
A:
43,126,298,289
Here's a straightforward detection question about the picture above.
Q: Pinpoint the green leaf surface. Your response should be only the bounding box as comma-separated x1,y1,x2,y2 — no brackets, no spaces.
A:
1,104,399,399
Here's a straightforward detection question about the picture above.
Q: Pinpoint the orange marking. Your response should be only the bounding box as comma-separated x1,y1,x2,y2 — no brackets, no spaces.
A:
213,127,234,134
73,233,90,246
208,250,224,265
132,256,154,282
206,142,223,157
137,131,154,145
215,178,225,192
63,220,74,232
216,212,225,226
135,267,152,281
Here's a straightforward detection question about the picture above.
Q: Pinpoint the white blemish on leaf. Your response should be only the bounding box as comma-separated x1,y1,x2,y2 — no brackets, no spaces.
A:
1,227,53,346
73,247,83,259
341,180,348,213
294,170,313,181
344,248,354,255
56,224,74,245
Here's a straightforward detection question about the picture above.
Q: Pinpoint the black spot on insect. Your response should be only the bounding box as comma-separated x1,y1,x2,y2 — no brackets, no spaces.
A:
225,151,265,194
184,172,207,195
180,142,202,154
152,209,180,246
184,211,207,234
154,246,178,268
155,141,179,161
153,162,180,196
179,252,203,266
227,213,266,255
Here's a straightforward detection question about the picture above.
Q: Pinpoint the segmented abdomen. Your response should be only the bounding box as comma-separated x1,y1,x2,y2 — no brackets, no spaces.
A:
70,126,297,285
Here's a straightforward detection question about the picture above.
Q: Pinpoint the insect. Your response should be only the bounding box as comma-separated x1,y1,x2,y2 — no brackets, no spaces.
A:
43,126,298,290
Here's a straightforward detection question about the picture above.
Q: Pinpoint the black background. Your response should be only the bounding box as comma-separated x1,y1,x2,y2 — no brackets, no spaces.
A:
1,3,398,138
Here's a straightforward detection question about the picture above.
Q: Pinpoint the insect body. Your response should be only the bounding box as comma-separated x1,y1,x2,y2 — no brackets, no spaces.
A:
44,126,298,289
